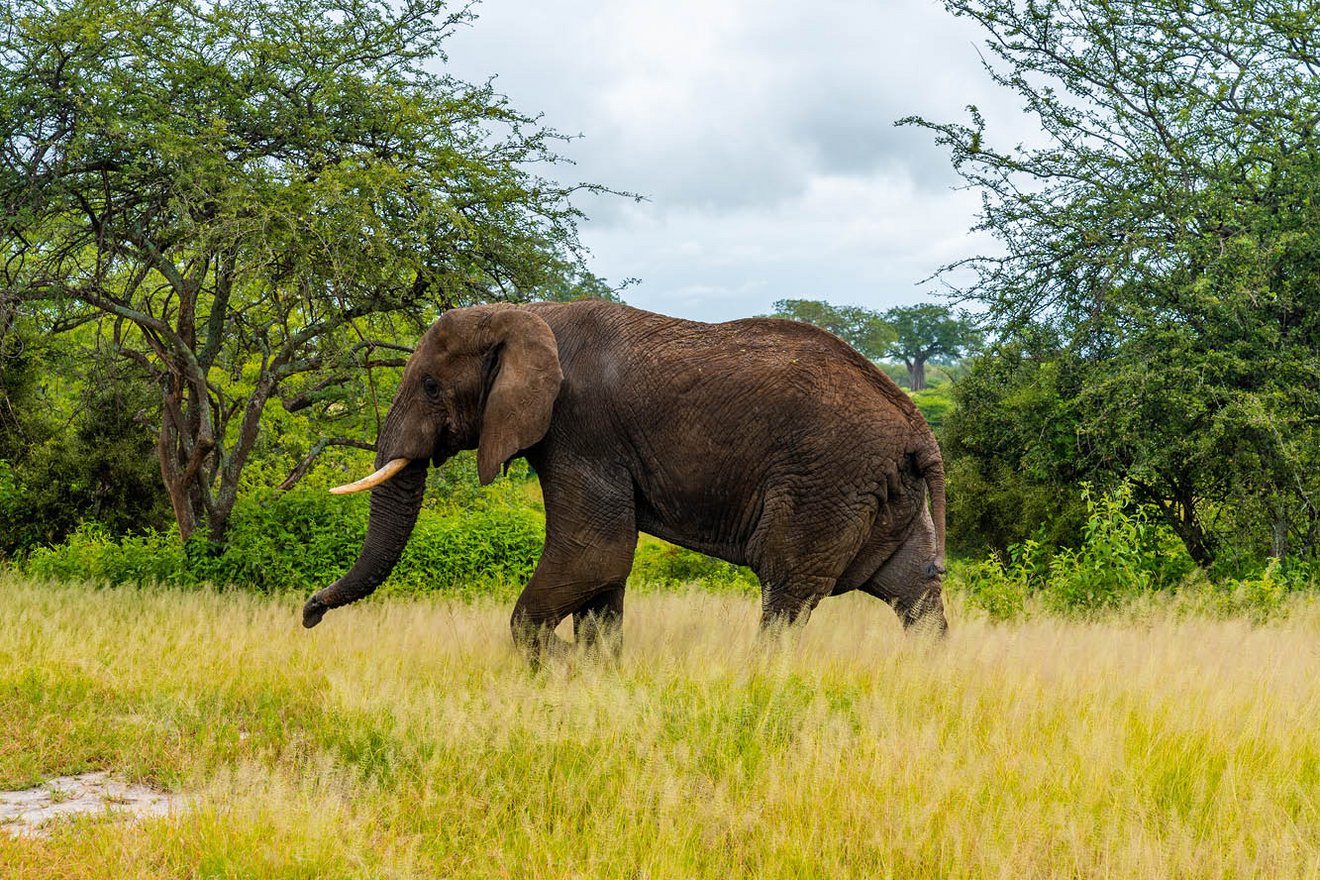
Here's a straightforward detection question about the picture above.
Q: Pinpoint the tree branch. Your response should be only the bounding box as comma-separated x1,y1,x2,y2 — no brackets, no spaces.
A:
277,436,376,491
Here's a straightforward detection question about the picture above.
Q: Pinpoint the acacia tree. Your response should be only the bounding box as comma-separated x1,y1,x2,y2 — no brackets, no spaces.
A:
882,303,981,390
907,0,1320,564
1,0,613,543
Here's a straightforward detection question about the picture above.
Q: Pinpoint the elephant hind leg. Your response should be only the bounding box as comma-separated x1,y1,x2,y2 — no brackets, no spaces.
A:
759,574,837,631
748,488,872,632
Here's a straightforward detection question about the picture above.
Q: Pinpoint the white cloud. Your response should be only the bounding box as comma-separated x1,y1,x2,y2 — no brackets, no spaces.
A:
444,0,1027,320
583,170,994,320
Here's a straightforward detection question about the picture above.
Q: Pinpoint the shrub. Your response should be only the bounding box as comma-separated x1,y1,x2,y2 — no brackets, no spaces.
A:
24,489,543,595
629,538,757,594
957,538,1047,620
1040,483,1194,613
386,506,544,597
20,486,758,597
26,522,187,586
957,482,1196,617
909,386,954,433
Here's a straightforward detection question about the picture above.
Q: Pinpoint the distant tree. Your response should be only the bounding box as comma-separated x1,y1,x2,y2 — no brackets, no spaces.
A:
768,299,895,361
0,0,615,543
883,304,981,391
907,0,1320,565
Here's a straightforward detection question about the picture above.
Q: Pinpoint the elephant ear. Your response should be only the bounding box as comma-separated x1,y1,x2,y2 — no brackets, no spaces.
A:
477,309,564,486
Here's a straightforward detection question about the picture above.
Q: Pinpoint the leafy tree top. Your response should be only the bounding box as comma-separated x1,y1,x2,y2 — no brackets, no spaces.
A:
768,298,895,361
910,0,1320,564
0,0,619,540
902,0,1320,336
883,303,982,367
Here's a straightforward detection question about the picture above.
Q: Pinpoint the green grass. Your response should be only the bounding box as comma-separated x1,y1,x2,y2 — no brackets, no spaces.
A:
1,576,1318,878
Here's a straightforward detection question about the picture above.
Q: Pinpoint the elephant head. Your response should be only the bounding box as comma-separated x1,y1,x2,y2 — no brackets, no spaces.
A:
302,306,563,628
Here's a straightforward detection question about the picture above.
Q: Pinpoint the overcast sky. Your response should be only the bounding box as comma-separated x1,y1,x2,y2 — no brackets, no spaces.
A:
443,0,1022,322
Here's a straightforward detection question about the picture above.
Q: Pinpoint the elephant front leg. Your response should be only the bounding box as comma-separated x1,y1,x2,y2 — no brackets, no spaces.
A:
513,459,637,666
573,586,625,659
510,534,636,667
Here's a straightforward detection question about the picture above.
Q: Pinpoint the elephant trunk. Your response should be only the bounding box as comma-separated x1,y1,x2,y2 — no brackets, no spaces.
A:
303,458,427,628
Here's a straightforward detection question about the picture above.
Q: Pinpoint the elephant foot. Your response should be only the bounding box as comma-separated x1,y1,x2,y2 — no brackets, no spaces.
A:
511,619,576,671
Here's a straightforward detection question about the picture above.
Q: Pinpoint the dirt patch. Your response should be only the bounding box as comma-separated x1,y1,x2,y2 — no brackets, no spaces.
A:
0,772,182,838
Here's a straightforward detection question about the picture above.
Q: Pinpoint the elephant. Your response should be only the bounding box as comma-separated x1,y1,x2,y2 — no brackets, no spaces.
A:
302,299,948,659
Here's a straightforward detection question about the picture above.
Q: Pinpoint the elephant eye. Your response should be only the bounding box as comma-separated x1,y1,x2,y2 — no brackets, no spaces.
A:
422,375,440,400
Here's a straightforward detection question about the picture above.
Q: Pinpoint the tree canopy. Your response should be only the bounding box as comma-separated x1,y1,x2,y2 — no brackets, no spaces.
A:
767,299,895,361
0,0,614,542
882,304,982,391
767,298,979,392
911,0,1320,565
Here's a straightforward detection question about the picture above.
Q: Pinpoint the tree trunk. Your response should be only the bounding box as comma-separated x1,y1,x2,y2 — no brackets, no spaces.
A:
1270,501,1289,560
155,365,218,542
158,403,208,541
909,358,927,391
1168,490,1216,568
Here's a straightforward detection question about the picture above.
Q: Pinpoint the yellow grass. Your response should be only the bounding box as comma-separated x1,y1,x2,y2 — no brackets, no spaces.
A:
1,577,1317,878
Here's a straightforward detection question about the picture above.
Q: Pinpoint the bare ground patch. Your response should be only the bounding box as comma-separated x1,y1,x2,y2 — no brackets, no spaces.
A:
0,772,182,838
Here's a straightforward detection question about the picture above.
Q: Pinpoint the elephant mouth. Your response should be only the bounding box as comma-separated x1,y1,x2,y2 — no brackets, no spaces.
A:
329,457,412,495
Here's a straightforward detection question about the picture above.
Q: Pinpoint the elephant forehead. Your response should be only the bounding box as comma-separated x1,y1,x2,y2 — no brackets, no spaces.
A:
429,306,500,347
421,321,449,346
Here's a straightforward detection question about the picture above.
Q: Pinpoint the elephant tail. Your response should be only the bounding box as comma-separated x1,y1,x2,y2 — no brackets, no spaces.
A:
917,445,947,576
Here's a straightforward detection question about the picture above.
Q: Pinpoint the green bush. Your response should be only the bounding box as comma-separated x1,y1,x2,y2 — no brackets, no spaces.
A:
1164,559,1316,623
629,538,757,594
387,507,543,597
21,485,761,597
1040,483,1194,613
25,522,187,586
25,489,543,596
958,483,1197,617
956,540,1045,620
909,386,954,433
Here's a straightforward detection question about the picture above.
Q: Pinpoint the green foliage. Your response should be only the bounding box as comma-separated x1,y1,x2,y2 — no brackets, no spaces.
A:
1041,484,1194,613
958,550,1035,622
22,522,188,587
909,0,1320,566
21,465,760,596
0,320,170,557
1170,560,1317,624
908,385,954,433
630,537,757,594
959,483,1196,618
1234,562,1291,625
942,334,1089,555
1,0,617,544
386,507,543,598
24,488,543,596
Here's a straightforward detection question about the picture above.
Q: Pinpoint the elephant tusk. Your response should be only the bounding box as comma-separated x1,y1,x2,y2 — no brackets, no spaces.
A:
329,457,412,495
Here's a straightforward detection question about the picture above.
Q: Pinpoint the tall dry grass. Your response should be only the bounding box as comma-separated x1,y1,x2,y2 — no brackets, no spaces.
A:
1,577,1317,878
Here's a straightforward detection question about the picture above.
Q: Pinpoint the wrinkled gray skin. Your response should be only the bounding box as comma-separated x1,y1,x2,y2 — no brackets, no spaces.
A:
303,300,948,660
